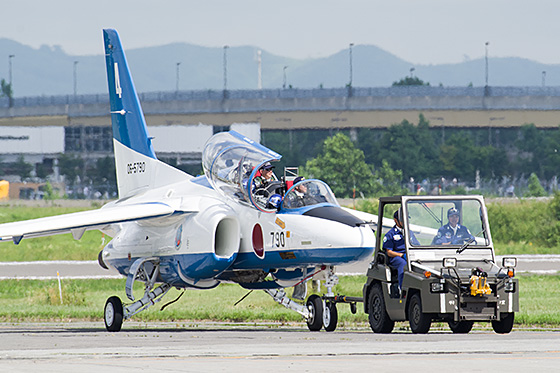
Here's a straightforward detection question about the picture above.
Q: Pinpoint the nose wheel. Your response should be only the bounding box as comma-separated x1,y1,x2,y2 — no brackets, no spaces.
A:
104,296,124,332
305,295,338,332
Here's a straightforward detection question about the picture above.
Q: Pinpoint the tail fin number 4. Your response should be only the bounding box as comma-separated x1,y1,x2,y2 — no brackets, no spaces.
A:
114,63,122,98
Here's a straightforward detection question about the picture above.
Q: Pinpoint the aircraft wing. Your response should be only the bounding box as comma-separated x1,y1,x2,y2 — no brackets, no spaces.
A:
0,202,191,244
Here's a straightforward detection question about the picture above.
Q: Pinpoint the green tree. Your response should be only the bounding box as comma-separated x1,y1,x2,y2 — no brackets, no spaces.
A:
392,76,430,86
371,160,407,196
0,79,12,98
301,133,375,198
58,154,84,186
527,173,547,197
371,115,438,181
43,181,59,201
14,156,33,181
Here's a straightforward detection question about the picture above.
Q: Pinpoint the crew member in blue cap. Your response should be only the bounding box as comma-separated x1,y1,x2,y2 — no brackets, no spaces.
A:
432,207,475,245
383,208,419,291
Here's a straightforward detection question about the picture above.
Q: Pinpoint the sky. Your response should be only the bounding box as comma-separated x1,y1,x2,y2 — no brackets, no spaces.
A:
1,0,559,65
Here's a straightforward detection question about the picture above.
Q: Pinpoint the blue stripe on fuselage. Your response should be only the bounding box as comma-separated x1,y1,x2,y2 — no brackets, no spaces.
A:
106,246,373,288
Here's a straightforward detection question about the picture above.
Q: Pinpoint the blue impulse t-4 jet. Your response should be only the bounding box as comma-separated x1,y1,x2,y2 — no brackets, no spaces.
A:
0,29,374,332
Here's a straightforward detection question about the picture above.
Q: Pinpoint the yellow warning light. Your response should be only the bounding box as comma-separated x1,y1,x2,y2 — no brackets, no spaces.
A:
470,275,492,296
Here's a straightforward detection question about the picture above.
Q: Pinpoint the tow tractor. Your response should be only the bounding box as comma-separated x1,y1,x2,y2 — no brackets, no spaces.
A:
363,195,518,334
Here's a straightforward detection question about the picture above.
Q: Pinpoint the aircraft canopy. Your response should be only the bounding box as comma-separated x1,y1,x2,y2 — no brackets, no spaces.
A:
202,131,282,212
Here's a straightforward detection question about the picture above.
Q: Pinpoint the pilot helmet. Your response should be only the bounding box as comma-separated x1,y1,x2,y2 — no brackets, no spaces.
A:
268,194,282,209
261,162,275,171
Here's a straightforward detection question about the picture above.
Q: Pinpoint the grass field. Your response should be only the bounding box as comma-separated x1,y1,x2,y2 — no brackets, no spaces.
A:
0,203,558,328
0,274,558,328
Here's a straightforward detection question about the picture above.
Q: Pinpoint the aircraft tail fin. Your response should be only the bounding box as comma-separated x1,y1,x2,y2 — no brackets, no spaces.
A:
103,29,189,197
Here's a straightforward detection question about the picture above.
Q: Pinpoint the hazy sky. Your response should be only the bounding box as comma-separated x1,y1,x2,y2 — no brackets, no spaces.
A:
1,0,558,65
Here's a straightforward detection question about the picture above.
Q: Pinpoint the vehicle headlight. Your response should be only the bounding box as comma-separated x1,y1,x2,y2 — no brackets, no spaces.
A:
502,257,517,268
442,257,457,268
505,280,516,293
430,281,446,293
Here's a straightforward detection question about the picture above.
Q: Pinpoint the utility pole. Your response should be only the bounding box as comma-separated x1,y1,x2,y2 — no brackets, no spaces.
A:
257,50,262,90
223,45,229,96
176,62,181,92
8,54,15,107
73,61,78,96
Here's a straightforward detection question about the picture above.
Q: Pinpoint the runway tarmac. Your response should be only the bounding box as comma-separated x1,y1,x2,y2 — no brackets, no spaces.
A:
0,322,558,372
0,254,558,280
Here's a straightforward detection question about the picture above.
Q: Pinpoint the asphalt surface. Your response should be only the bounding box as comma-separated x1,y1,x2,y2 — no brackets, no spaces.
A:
0,254,558,280
0,322,558,372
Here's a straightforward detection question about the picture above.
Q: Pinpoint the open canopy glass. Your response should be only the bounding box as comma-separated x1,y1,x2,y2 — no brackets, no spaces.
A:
202,131,282,212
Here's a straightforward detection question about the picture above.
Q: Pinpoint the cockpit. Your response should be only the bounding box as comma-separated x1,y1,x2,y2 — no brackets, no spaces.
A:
281,179,338,211
202,131,283,212
201,131,340,214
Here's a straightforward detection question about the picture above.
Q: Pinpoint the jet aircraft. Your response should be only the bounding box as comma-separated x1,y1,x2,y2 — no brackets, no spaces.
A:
0,29,375,332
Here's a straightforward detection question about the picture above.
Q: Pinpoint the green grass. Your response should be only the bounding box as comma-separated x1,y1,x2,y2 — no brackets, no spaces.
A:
0,275,557,327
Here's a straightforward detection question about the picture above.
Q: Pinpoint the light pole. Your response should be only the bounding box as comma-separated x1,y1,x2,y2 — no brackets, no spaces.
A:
542,71,546,88
348,43,354,88
176,62,181,92
223,45,229,93
485,42,489,87
283,65,288,89
257,50,262,90
410,67,415,78
8,54,15,107
73,61,78,96
8,54,15,87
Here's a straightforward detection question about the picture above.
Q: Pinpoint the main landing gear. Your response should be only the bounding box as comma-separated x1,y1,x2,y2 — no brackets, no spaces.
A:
265,266,362,332
103,257,171,332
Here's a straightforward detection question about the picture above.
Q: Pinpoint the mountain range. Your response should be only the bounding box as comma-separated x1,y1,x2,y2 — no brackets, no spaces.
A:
1,38,559,97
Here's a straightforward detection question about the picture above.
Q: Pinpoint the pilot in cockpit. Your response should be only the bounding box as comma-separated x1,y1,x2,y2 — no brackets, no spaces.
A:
253,162,275,190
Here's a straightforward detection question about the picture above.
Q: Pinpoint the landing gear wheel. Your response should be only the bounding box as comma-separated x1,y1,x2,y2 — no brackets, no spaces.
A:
104,296,123,332
492,312,514,334
323,301,338,332
448,320,474,334
368,283,394,333
408,293,431,334
306,294,323,331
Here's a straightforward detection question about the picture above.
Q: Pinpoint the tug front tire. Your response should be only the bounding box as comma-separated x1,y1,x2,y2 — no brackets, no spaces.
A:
408,293,431,334
104,296,124,332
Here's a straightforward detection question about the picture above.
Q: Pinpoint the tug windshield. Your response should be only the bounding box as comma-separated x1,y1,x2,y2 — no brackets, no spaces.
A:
405,198,489,247
202,130,281,212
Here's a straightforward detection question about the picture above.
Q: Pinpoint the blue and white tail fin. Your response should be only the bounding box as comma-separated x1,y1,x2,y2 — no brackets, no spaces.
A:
103,29,189,198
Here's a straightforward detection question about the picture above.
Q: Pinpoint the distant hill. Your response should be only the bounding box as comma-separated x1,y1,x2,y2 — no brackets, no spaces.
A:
1,38,559,97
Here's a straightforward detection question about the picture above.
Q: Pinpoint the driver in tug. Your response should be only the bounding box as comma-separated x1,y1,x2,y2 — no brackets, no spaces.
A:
384,208,419,291
432,207,475,245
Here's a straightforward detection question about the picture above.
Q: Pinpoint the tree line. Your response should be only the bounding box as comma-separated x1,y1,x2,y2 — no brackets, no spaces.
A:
263,114,560,198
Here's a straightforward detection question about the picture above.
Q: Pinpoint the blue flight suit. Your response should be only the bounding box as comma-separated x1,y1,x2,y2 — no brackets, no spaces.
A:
432,223,474,245
383,225,418,289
